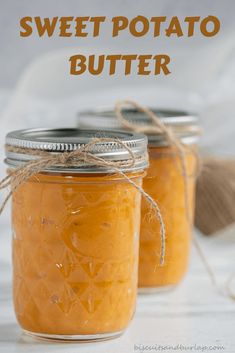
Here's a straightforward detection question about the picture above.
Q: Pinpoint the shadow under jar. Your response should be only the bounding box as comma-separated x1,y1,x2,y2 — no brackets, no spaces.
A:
5,128,148,341
78,108,200,293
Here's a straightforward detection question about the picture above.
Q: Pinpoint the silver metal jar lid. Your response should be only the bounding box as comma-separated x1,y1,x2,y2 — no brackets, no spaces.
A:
78,107,200,146
5,128,148,173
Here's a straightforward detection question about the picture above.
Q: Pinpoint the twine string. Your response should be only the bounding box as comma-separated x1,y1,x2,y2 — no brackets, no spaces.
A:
114,100,235,301
115,100,193,225
0,137,166,265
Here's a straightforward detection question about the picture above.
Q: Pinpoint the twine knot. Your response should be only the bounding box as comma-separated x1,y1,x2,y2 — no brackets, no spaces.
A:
1,136,166,266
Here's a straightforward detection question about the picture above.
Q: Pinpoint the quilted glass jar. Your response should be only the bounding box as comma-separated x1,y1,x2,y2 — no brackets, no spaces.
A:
5,128,148,341
79,108,200,292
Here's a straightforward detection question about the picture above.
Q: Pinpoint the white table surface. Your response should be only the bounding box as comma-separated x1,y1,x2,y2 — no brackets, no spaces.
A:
1,223,235,353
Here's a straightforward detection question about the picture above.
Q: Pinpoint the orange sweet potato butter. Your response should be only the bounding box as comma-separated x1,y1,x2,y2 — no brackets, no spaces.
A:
12,172,143,336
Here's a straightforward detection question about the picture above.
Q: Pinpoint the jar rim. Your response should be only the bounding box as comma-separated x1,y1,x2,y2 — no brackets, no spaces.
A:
78,107,200,146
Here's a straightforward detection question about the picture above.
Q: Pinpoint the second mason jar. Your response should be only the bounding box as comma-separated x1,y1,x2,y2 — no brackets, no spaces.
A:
5,128,148,340
78,108,200,292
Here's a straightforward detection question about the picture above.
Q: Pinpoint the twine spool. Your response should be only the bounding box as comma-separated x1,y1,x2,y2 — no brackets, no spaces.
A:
195,157,235,300
196,157,235,235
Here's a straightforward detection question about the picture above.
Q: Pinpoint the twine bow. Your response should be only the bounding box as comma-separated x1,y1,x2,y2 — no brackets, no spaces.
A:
0,137,166,265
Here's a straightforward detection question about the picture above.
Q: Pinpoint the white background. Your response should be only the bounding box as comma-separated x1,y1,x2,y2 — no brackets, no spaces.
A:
0,1,235,352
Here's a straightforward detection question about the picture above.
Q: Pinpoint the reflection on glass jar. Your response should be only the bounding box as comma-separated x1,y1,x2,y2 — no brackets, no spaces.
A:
78,107,200,292
6,128,148,341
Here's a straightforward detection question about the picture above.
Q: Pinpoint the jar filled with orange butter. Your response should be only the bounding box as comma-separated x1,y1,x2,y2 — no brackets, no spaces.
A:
5,128,148,341
78,107,200,293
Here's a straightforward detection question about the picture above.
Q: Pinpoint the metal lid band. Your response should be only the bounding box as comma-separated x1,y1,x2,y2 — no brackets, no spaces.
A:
5,128,148,173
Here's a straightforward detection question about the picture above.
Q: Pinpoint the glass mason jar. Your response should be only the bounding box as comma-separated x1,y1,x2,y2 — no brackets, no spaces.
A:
5,128,148,341
78,108,200,292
